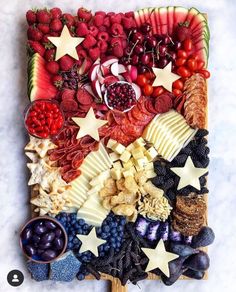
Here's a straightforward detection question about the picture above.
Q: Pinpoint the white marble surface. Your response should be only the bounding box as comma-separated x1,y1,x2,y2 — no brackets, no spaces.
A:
0,0,235,291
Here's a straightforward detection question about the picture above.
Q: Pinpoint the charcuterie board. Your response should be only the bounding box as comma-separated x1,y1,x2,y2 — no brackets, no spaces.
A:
20,6,215,291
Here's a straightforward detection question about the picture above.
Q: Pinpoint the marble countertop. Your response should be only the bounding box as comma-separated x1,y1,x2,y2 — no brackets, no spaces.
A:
0,0,235,291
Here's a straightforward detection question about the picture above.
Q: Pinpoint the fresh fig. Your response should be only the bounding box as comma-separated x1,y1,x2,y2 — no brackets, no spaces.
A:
161,257,186,286
183,251,210,272
183,269,205,280
170,243,199,257
191,226,215,248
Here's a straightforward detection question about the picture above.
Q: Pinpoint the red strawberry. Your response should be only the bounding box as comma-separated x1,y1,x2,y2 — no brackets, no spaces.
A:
26,10,36,24
46,61,59,74
44,48,56,61
37,23,50,34
89,47,100,61
93,15,104,27
75,22,89,36
50,7,62,19
97,40,108,53
27,26,43,41
82,35,97,49
111,23,123,36
112,45,123,58
110,14,122,24
50,19,63,32
27,41,46,56
95,11,106,17
103,17,110,27
52,75,63,88
59,55,74,71
97,32,109,42
88,25,98,37
62,13,75,27
77,7,92,22
36,9,51,24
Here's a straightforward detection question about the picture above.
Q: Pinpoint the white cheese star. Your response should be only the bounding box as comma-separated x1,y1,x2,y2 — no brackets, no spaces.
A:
170,156,208,190
48,25,84,61
152,62,180,92
72,107,107,141
141,239,179,277
76,227,106,256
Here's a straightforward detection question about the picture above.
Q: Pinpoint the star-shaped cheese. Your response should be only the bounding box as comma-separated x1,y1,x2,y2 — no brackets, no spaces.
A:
152,62,180,92
27,159,52,186
76,227,106,256
72,107,107,141
170,156,208,190
141,239,179,277
48,25,84,61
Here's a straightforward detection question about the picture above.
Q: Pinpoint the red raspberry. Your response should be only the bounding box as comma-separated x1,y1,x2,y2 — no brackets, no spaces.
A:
122,17,135,30
83,35,97,49
62,13,75,27
103,17,110,27
77,7,92,22
52,75,63,88
110,14,122,24
26,10,36,24
125,11,134,18
59,55,74,71
46,61,59,74
112,45,124,58
76,22,89,36
50,19,63,32
111,23,123,36
88,25,98,37
50,7,62,19
37,23,50,34
44,48,56,61
93,14,104,27
95,11,106,17
89,47,101,61
121,38,127,49
97,40,108,53
27,26,43,41
36,9,51,24
107,12,115,17
98,26,107,32
97,32,109,42
76,45,87,59
27,41,45,56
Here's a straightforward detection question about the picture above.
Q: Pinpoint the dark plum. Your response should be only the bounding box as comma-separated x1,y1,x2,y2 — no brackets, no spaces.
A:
183,251,210,272
183,269,205,280
55,228,63,238
53,238,64,250
191,227,215,248
41,249,57,261
38,242,52,250
44,221,57,230
21,228,33,241
41,232,56,243
25,244,37,257
170,243,199,257
34,223,47,235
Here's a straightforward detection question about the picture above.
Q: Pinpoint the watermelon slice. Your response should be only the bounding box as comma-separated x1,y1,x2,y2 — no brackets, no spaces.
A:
167,6,175,36
173,7,189,27
159,7,168,35
137,9,146,26
149,7,157,34
185,7,199,25
134,10,141,27
28,53,58,101
143,7,150,23
154,7,161,35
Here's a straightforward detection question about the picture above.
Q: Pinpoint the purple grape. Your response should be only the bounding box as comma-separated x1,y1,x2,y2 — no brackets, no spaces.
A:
25,244,37,257
32,235,41,244
38,242,52,250
21,228,33,241
41,232,55,243
41,249,57,261
34,223,47,235
44,221,57,230
53,238,64,250
37,249,44,255
55,228,63,238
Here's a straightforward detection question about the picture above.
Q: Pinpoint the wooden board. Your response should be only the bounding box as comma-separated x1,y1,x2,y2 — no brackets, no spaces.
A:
29,12,209,292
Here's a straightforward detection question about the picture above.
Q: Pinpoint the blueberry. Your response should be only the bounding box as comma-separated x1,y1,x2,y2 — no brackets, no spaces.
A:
100,252,105,257
116,242,121,248
111,243,116,248
68,242,73,249
118,231,124,237
97,227,102,234
78,219,85,225
83,224,89,230
77,273,85,281
117,236,121,242
111,237,116,243
103,225,110,233
104,245,110,252
69,235,73,242
111,228,117,234
99,245,104,251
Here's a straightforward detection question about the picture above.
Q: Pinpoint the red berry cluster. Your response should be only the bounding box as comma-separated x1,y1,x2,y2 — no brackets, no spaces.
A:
25,100,64,138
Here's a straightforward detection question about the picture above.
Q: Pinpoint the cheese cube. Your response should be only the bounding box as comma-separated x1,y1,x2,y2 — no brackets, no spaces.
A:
135,164,143,172
129,166,136,174
131,147,144,159
123,169,134,178
144,162,154,171
109,152,120,162
145,147,158,161
135,157,148,168
110,168,122,180
126,143,134,152
146,170,156,178
113,143,126,154
107,139,117,149
120,150,131,163
113,161,123,170
122,159,133,170
133,137,146,148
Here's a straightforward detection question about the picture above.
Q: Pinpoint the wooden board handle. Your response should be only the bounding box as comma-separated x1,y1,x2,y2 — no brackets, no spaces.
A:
111,278,127,292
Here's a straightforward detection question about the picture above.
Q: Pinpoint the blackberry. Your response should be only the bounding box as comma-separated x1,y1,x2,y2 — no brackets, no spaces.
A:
195,129,209,138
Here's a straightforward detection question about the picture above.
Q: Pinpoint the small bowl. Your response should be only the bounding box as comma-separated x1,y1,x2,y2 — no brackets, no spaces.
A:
104,81,141,113
24,99,65,139
19,216,68,264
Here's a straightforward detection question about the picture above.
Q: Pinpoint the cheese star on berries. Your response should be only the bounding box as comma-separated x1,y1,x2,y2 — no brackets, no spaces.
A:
48,26,84,61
